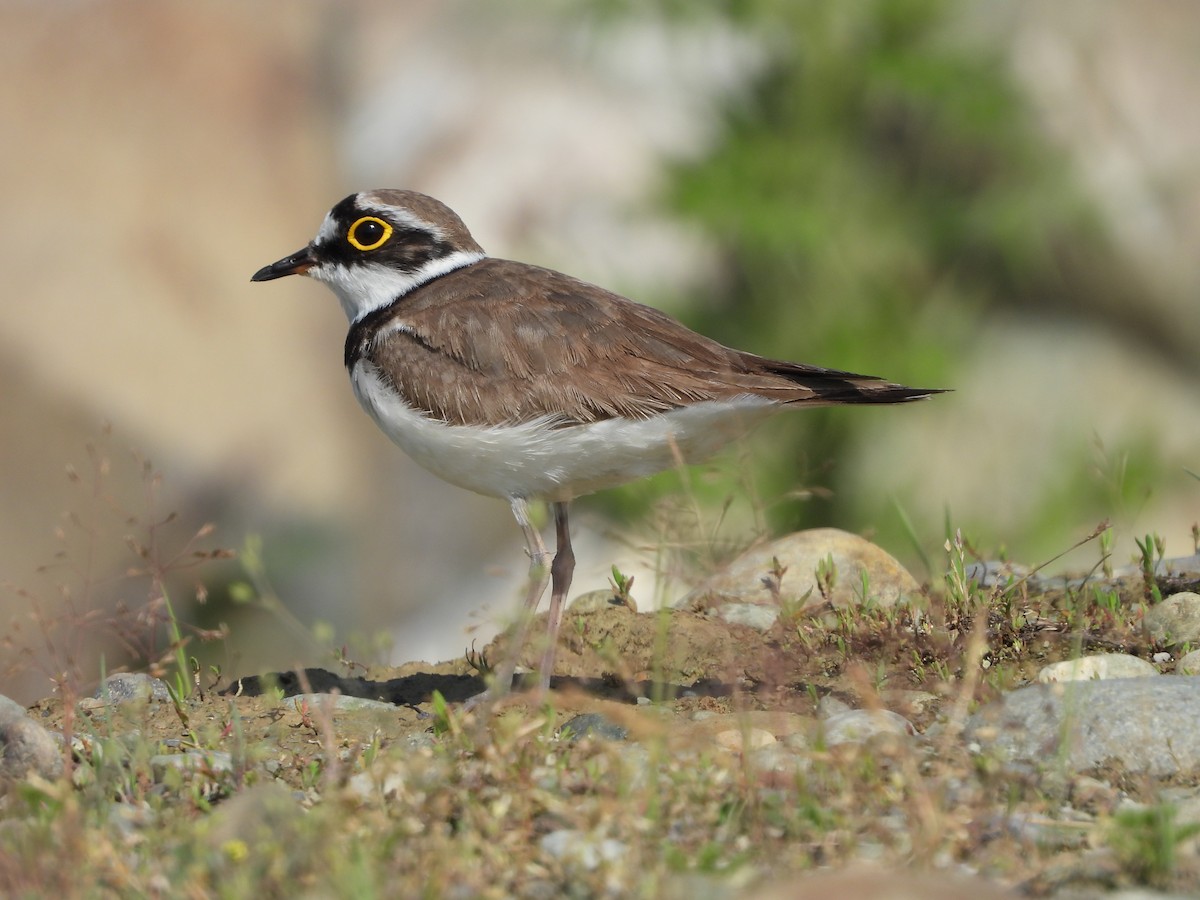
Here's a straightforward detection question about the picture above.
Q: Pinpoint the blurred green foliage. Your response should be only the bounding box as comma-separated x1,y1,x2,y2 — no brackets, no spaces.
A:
591,0,1152,565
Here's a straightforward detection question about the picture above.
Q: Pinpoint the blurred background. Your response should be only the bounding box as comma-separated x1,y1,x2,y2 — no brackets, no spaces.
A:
2,0,1198,704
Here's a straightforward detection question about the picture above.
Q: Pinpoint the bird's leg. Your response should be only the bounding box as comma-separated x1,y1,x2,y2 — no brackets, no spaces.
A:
479,497,551,701
536,501,575,694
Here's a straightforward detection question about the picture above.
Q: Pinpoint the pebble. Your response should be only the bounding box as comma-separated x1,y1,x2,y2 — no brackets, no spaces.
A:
559,713,628,742
714,728,776,752
0,694,63,781
748,743,810,776
1143,591,1200,647
781,732,809,751
684,711,813,751
95,672,172,703
539,829,626,870
1176,649,1200,675
678,528,920,612
1036,653,1158,683
880,690,940,716
816,695,852,718
821,709,915,746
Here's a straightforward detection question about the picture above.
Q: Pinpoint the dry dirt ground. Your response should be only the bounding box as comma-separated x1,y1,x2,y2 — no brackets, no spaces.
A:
20,567,1200,897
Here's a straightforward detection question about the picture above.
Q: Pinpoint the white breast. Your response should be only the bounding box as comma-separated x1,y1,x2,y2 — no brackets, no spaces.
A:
350,363,782,502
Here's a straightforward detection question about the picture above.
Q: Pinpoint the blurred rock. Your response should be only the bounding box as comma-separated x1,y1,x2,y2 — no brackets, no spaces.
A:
821,709,916,746
1176,649,1200,676
1144,592,1200,648
0,694,64,781
1036,653,1158,683
95,673,172,704
680,529,921,612
968,679,1200,775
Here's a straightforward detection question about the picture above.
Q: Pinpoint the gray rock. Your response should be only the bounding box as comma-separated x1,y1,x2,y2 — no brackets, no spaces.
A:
1177,649,1200,675
539,829,626,870
816,695,853,718
1037,653,1158,683
0,694,64,780
880,690,940,716
714,727,775,751
967,678,1200,776
1144,592,1200,647
781,732,809,751
1156,554,1200,578
821,709,915,746
559,713,628,742
95,672,171,703
749,743,811,776
679,528,920,611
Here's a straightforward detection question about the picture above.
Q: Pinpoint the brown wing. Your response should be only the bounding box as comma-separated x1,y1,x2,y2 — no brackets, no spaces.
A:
356,258,936,428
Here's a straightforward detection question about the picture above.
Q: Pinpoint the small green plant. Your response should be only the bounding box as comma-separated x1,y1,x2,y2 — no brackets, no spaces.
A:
1107,803,1200,889
1135,533,1166,604
429,690,456,737
1098,523,1115,579
464,642,492,676
943,529,978,611
608,564,635,607
855,567,872,607
762,555,788,602
1091,585,1122,616
815,554,837,604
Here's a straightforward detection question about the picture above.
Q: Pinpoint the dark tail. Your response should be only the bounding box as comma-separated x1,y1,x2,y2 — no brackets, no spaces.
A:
756,357,948,406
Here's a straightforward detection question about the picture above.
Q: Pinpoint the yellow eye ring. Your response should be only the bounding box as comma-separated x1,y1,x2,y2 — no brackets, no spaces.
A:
347,216,393,251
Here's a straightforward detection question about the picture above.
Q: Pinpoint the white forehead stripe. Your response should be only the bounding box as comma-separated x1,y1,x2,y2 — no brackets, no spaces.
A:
358,194,446,241
311,196,446,247
315,211,339,244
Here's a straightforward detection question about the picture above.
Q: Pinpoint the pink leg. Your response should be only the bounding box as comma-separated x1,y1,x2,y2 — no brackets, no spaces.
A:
469,497,550,705
536,502,574,693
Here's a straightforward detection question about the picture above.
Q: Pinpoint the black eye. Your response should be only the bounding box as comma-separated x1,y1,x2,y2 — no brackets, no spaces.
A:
347,216,393,251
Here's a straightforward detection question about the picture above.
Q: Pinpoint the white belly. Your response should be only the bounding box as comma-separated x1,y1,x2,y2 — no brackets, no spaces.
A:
350,363,781,501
